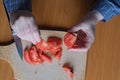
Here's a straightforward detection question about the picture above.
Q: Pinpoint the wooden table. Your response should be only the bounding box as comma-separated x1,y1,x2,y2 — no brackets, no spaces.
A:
0,0,13,45
0,0,120,80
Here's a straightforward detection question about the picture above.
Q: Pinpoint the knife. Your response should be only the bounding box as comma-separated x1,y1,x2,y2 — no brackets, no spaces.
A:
12,30,23,60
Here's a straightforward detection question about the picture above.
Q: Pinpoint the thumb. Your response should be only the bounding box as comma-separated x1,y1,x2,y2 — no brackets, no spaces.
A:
68,27,79,33
68,23,84,33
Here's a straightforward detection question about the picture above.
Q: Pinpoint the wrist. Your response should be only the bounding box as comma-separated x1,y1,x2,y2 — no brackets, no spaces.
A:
81,10,104,26
91,10,104,21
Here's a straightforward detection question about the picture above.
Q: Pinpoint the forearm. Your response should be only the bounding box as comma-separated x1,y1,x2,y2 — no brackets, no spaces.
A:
4,0,31,14
93,0,120,22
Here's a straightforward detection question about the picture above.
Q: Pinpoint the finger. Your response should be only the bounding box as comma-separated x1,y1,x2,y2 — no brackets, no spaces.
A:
68,27,79,33
22,18,38,44
18,33,37,44
33,31,41,43
17,18,37,43
29,33,38,44
68,23,84,32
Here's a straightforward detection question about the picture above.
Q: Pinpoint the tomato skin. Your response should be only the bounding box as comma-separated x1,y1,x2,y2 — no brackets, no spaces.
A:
24,49,33,64
47,36,62,61
47,36,62,50
64,32,76,49
41,53,52,63
50,47,61,55
50,47,62,61
36,39,50,51
54,47,62,61
29,47,39,62
24,46,43,65
30,47,43,65
69,71,74,79
63,65,74,79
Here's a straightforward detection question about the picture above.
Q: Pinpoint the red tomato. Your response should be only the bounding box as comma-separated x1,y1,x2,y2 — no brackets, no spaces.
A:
54,47,62,61
63,65,74,79
29,46,38,62
24,46,43,65
36,39,50,51
29,46,43,65
69,71,74,79
37,49,43,57
24,49,33,64
64,32,76,49
47,36,62,49
41,53,52,63
50,47,62,55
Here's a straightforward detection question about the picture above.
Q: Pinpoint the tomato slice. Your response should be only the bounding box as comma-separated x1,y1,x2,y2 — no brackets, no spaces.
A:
64,32,76,49
54,47,62,61
63,65,74,79
36,39,50,51
50,47,62,54
29,46,43,64
50,47,62,61
41,53,52,63
47,36,62,49
24,46,43,65
24,49,33,64
29,46,38,62
69,71,74,79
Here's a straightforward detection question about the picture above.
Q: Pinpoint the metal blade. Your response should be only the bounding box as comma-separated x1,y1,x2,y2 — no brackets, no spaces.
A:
13,31,23,60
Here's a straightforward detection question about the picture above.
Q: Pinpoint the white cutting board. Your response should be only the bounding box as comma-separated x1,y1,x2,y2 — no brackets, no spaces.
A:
0,30,87,80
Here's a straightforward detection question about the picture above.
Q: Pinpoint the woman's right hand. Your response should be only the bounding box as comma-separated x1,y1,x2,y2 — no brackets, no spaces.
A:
10,11,41,44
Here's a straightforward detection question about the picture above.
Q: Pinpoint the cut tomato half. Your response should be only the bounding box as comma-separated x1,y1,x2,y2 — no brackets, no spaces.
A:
47,36,62,49
64,32,76,49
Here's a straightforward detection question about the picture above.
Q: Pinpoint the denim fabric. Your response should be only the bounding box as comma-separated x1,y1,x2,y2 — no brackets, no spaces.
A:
3,0,120,22
4,0,31,14
93,0,120,22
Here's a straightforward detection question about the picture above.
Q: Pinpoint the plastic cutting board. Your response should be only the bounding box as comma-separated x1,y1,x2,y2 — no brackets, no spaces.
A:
0,30,87,80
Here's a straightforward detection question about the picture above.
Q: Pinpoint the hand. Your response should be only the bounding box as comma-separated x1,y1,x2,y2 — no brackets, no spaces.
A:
69,10,103,52
10,11,40,44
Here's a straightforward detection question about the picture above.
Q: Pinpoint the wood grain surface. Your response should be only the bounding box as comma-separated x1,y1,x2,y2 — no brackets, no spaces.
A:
0,0,13,45
86,16,120,80
0,60,14,80
0,0,120,80
32,0,95,30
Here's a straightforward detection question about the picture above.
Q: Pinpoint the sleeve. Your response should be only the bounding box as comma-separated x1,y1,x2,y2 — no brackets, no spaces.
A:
4,0,31,14
93,0,120,22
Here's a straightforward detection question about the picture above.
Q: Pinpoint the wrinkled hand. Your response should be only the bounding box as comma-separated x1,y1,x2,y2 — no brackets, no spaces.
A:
69,10,104,52
10,11,40,44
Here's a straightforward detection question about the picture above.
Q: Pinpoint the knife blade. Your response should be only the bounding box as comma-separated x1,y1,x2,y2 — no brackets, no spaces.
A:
12,31,23,60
